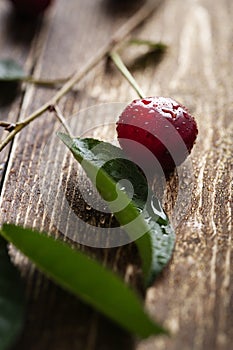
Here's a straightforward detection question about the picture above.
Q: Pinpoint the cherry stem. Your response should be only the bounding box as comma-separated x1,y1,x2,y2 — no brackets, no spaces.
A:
0,0,159,152
109,51,145,99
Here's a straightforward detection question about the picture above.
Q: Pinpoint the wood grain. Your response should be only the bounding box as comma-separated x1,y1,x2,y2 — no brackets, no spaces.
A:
0,0,44,184
0,0,232,349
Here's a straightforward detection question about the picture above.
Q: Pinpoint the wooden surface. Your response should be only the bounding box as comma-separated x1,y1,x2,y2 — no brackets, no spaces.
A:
0,0,232,349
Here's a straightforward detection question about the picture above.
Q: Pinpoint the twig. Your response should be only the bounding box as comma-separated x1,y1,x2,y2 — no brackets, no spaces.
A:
23,76,70,87
0,121,16,132
0,102,51,152
0,121,11,128
0,0,160,152
109,51,145,99
49,105,73,137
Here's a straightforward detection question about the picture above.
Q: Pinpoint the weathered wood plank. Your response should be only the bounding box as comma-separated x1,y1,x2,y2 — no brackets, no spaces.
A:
0,0,232,349
0,1,54,185
0,1,159,349
134,1,233,349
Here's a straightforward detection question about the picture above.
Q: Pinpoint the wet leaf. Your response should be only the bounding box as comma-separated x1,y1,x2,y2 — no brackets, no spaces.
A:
59,134,175,286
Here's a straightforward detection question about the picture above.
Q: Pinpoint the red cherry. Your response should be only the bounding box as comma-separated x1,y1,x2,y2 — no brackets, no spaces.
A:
116,97,198,174
9,0,53,17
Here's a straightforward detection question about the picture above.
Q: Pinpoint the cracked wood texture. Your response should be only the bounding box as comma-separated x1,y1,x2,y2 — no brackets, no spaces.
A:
0,0,232,349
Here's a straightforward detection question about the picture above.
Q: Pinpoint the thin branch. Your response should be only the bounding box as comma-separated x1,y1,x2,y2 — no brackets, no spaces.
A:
109,51,145,99
0,102,51,152
23,76,70,87
0,121,16,131
49,105,73,137
0,0,160,152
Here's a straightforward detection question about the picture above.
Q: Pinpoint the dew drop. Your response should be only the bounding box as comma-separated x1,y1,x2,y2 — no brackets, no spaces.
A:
150,195,167,221
149,109,155,114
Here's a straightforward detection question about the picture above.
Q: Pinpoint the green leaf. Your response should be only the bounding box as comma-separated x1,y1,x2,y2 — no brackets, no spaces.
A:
128,39,167,52
0,224,167,339
58,134,175,287
0,236,25,350
0,59,27,82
